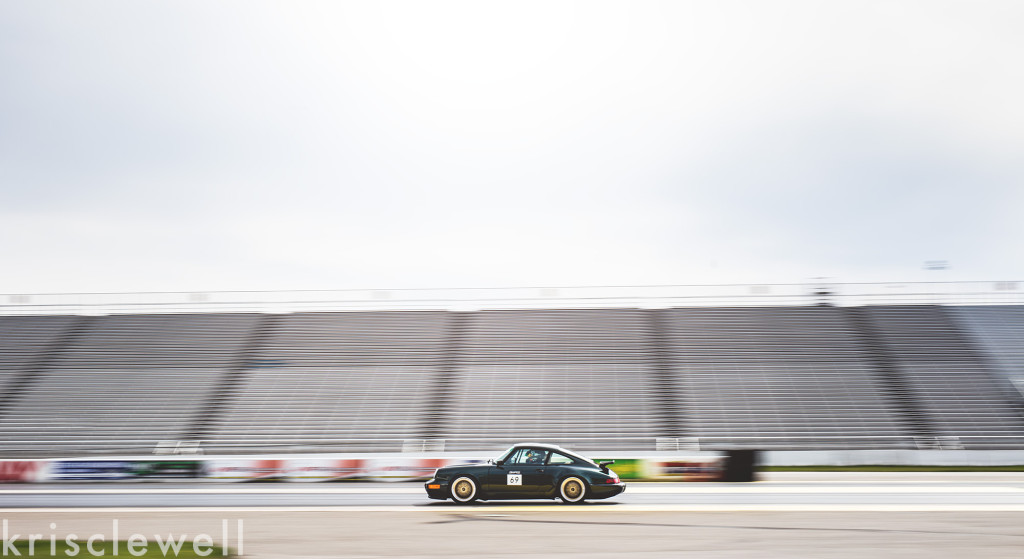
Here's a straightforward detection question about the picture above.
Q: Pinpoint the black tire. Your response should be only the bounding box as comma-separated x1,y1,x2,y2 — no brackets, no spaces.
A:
451,476,478,504
559,476,586,504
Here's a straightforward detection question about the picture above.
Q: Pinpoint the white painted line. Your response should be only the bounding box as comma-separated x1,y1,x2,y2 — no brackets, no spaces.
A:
626,485,1024,494
2,485,1021,495
4,505,1024,513
0,487,421,495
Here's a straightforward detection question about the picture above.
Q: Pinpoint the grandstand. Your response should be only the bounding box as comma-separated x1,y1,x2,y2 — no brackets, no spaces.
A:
444,308,662,451
859,306,1024,448
0,313,260,456
951,305,1024,396
202,311,451,453
1,290,1024,457
0,314,79,393
658,306,915,449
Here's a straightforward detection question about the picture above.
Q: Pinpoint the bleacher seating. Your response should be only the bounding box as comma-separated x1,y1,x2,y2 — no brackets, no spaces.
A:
445,309,662,452
863,305,1024,448
659,306,914,449
203,311,450,453
1,304,1023,457
0,313,260,455
949,305,1024,396
0,315,77,392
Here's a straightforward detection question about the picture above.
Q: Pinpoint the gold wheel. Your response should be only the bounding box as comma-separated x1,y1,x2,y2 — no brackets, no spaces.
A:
560,477,585,503
451,477,477,503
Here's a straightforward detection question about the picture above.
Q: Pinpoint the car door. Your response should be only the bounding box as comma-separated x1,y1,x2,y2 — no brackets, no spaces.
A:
517,448,552,497
485,448,525,497
488,447,550,498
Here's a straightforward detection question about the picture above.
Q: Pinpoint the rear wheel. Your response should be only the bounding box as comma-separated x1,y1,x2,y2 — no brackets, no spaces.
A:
451,476,477,504
559,476,586,504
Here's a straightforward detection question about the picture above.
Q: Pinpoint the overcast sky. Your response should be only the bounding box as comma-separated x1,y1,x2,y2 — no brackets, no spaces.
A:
2,1,1022,294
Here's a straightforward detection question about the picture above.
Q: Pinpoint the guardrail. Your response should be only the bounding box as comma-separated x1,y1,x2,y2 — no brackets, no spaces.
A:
1,281,1022,315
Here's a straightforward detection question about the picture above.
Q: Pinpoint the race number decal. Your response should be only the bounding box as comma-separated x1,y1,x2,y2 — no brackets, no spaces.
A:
507,473,522,485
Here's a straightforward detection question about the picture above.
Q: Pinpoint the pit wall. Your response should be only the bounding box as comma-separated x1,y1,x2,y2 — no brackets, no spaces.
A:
3,450,1024,483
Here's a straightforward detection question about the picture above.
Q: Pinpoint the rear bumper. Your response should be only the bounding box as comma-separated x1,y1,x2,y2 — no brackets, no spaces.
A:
589,482,626,499
424,479,449,500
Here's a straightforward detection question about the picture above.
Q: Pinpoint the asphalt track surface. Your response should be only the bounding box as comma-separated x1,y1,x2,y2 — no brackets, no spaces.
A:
3,472,1024,510
3,473,1024,558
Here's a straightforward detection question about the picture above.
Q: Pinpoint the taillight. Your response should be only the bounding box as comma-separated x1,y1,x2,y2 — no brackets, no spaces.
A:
606,477,619,483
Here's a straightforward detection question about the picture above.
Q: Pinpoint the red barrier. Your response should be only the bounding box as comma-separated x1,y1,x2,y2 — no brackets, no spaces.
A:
0,461,44,482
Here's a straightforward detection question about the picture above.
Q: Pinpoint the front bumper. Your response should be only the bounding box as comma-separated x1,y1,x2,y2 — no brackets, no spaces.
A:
424,478,450,500
589,482,626,499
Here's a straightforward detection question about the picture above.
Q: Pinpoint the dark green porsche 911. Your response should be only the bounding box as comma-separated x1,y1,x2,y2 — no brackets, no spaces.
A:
424,443,625,504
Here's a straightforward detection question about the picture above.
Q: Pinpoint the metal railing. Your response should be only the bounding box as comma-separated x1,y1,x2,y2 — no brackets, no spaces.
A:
6,434,1024,458
1,281,1022,315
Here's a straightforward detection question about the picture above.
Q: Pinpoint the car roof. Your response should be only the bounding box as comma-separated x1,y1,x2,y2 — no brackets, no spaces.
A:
500,443,596,464
512,442,591,457
513,442,566,450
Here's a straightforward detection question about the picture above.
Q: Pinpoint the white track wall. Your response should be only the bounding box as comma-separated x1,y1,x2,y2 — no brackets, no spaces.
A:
763,450,1024,466
3,450,1024,483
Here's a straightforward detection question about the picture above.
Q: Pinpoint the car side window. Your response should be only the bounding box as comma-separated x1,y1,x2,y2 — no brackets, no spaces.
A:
510,448,549,465
548,452,574,465
506,448,528,464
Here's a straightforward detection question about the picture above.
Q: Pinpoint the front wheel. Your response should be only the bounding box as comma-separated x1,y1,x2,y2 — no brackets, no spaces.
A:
451,476,478,504
559,476,586,504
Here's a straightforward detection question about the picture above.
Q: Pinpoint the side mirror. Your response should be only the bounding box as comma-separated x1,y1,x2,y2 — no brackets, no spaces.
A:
495,459,504,466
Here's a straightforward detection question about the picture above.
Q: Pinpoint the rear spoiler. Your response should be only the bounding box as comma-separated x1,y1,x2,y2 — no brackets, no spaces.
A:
598,460,615,473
